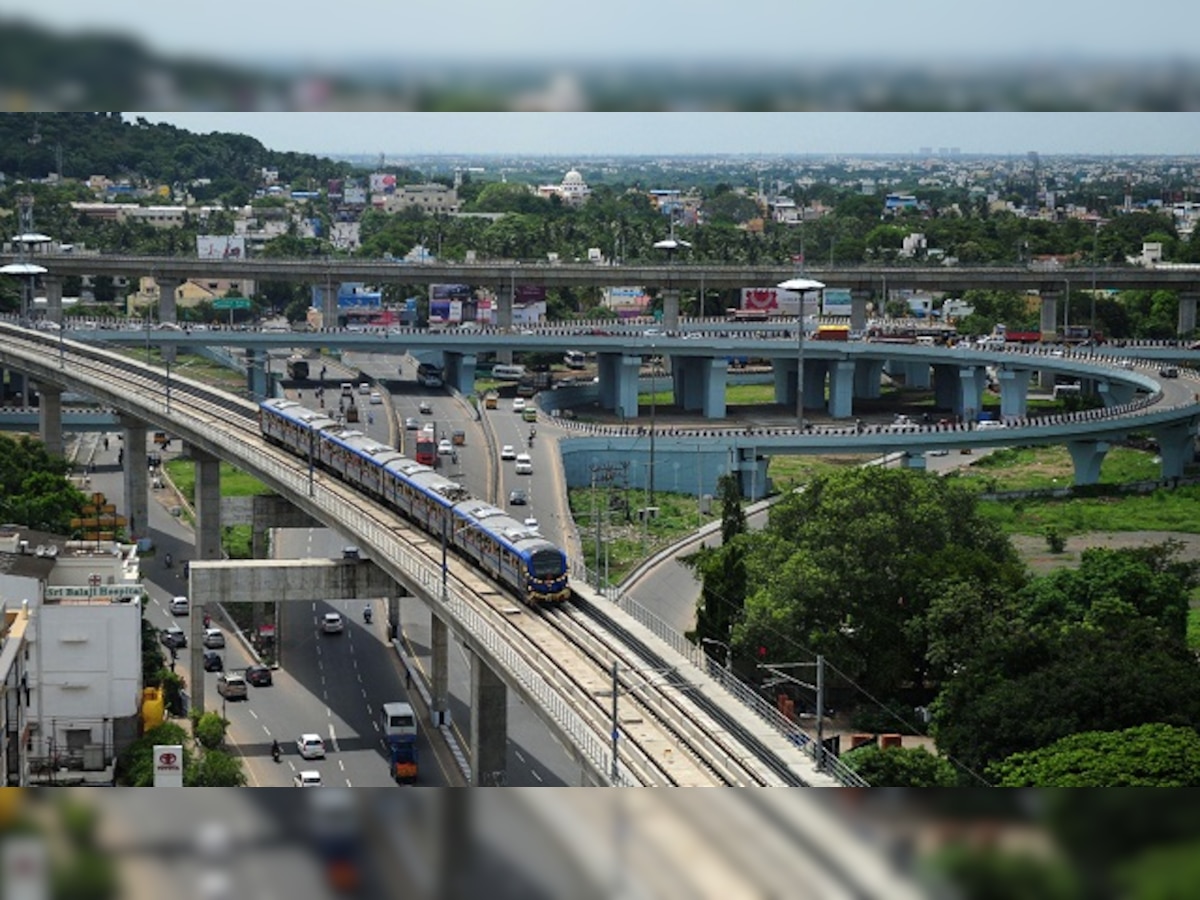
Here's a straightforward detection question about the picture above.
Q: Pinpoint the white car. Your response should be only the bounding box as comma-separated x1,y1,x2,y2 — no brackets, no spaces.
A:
500,444,517,460
512,398,526,412
321,612,344,634
369,391,382,405
202,627,225,649
514,453,533,475
293,770,322,788
438,439,453,455
297,733,326,759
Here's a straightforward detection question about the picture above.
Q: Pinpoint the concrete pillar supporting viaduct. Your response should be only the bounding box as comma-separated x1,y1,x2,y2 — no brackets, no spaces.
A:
827,359,857,419
431,611,450,726
42,275,64,324
1154,423,1198,480
1067,440,1110,486
661,289,681,333
1178,292,1198,336
1098,379,1137,407
191,448,223,563
120,415,149,543
156,277,181,364
442,352,478,396
495,283,514,364
468,649,509,786
596,353,642,420
998,368,1032,420
36,384,63,458
853,359,884,400
849,290,870,334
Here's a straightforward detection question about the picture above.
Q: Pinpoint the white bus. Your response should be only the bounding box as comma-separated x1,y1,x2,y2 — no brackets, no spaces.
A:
491,363,526,380
381,702,417,742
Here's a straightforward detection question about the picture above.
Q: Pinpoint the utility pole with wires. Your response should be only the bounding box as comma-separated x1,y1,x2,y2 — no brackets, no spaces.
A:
589,462,626,591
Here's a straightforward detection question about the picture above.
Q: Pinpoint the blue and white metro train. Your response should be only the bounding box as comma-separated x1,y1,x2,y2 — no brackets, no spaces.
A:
259,398,570,604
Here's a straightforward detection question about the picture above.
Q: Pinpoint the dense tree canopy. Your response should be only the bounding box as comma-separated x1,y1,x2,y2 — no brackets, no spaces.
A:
729,467,1026,703
0,434,86,532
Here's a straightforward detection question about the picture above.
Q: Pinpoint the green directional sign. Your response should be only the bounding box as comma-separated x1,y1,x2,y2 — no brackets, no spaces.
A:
213,297,252,310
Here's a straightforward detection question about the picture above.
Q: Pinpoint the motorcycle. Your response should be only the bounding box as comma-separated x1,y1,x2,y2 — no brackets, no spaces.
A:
271,742,281,763
163,552,172,569
363,607,373,624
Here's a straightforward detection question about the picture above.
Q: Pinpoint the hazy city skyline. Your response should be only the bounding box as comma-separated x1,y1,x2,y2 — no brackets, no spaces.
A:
128,113,1200,159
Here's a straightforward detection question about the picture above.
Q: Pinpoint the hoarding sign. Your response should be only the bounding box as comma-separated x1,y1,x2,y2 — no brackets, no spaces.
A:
822,288,853,317
153,744,184,787
196,235,246,259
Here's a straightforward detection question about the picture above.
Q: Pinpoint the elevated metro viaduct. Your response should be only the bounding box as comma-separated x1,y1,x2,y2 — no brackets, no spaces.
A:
2,324,840,786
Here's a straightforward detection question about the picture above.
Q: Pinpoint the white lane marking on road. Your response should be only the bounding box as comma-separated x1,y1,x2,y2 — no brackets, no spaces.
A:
515,750,525,763
531,769,543,783
248,709,258,720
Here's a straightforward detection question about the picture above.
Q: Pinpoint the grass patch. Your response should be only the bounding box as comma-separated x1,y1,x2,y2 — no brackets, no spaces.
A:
164,459,273,504
568,487,719,586
768,454,877,493
947,445,1163,493
978,486,1200,536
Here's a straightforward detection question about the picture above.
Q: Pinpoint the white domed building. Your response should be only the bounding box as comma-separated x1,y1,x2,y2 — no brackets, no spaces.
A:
537,168,591,205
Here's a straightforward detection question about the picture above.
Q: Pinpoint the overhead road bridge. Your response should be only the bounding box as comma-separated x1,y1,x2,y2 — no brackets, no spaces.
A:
6,251,1200,294
0,322,846,788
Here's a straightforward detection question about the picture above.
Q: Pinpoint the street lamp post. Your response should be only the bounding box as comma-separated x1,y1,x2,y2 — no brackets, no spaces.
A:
648,342,657,507
603,660,691,785
776,278,825,433
759,656,827,769
700,637,732,672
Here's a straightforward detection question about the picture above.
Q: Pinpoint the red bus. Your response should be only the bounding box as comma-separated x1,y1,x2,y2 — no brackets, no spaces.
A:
414,428,437,466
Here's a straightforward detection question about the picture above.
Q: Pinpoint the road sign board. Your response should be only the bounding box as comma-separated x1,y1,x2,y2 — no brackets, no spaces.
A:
213,297,251,310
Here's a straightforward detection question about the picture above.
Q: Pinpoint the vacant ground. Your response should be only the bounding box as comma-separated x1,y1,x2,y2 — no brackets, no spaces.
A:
1011,530,1200,575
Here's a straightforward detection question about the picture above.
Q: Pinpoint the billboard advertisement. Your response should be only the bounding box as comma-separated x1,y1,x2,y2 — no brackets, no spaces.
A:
515,284,547,304
344,185,367,206
369,173,397,194
739,286,820,317
196,235,246,259
604,286,650,318
153,744,184,787
821,287,853,317
337,283,381,308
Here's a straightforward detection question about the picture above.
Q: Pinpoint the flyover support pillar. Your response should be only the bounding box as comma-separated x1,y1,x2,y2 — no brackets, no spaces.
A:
802,359,827,413
245,347,269,400
903,361,931,390
1066,440,1110,486
827,360,857,419
431,612,449,726
958,366,986,422
701,356,728,419
120,415,148,543
468,650,508,786
496,282,514,364
442,352,478,396
1097,380,1137,407
157,278,181,364
1178,292,1198,336
998,368,1032,420
1039,291,1059,339
849,290,869,334
316,283,338,329
1153,424,1196,481
773,359,796,406
607,354,641,421
662,289,680,333
36,384,63,458
43,275,64,324
192,449,223,563
853,359,884,399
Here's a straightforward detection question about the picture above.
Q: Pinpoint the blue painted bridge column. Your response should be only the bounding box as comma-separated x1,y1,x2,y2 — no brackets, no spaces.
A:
774,358,796,405
958,366,987,421
854,359,884,399
701,356,729,419
442,352,477,395
246,347,269,400
904,361,931,390
1098,380,1137,407
803,359,828,413
828,360,857,419
1154,423,1198,480
1067,440,1110,485
616,354,642,420
998,368,1032,420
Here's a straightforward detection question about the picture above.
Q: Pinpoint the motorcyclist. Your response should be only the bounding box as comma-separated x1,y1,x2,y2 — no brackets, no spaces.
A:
164,552,172,568
363,605,372,624
271,739,281,761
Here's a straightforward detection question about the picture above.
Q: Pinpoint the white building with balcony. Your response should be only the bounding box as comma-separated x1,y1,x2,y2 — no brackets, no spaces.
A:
0,526,145,784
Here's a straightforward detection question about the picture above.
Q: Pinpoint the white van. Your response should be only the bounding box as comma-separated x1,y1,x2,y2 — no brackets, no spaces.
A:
514,453,533,475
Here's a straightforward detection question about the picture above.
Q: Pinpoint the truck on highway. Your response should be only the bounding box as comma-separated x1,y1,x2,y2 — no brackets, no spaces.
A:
382,701,418,784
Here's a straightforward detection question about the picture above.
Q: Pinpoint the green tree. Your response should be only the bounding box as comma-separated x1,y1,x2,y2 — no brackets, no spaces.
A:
842,743,960,787
988,723,1200,787
192,711,228,750
732,468,1025,703
186,748,246,787
115,722,190,786
0,434,85,531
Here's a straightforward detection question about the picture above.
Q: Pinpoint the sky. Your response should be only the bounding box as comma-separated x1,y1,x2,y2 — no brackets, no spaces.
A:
127,113,1200,158
18,1,1200,64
